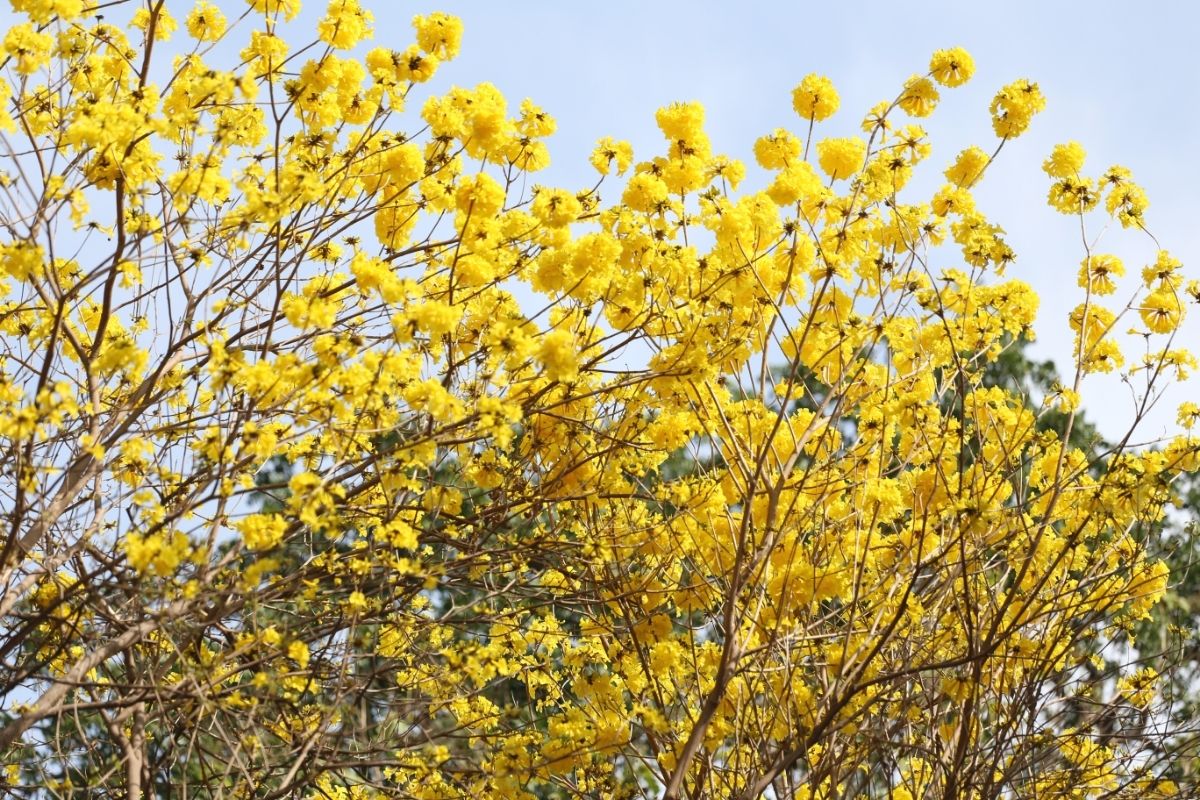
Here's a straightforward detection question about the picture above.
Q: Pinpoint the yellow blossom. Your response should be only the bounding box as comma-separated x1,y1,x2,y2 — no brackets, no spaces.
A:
792,73,840,121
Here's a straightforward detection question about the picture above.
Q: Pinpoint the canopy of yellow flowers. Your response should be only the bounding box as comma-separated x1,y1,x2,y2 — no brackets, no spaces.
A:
0,2,1196,798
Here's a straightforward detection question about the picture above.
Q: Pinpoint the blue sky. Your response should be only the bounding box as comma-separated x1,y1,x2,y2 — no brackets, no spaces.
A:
396,0,1199,441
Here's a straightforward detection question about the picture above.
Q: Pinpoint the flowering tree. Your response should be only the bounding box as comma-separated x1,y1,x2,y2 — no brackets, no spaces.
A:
0,1,1198,798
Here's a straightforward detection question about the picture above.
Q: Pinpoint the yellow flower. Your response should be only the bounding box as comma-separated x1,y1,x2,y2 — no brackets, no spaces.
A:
186,2,227,42
412,12,463,60
130,7,177,40
990,78,1046,138
10,0,84,24
589,137,634,176
287,640,311,670
1047,175,1099,214
622,172,669,212
1107,180,1150,228
816,136,866,180
929,46,975,87
247,0,301,21
792,73,840,121
241,30,289,78
898,76,939,117
1043,141,1086,178
655,100,706,144
1077,254,1124,295
767,161,822,206
538,329,579,382
0,241,44,281
3,23,52,74
1178,402,1200,429
318,0,374,49
532,187,582,228
944,146,989,188
1140,289,1184,334
238,514,288,552
1143,250,1182,289
124,532,191,576
931,184,976,216
754,128,802,170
